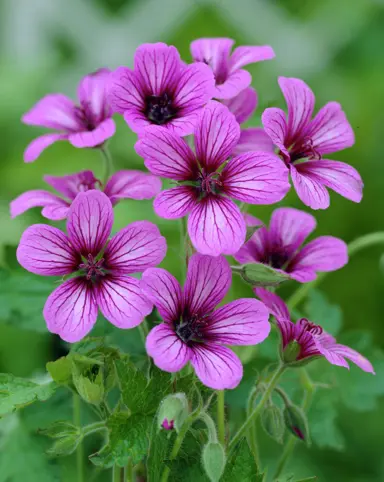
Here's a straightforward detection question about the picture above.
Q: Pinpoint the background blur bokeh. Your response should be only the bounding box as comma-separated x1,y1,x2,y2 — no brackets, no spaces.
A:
1,0,384,481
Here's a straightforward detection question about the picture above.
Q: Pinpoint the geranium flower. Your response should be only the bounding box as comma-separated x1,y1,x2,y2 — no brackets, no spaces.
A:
11,169,161,221
190,38,275,99
234,207,348,283
16,190,166,342
107,42,215,136
255,288,374,373
22,69,115,162
262,77,363,209
141,254,270,389
223,87,275,155
135,101,289,256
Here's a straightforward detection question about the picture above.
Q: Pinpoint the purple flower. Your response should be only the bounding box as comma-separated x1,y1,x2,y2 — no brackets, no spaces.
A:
107,42,215,136
141,254,270,389
11,169,161,221
262,77,363,209
16,190,166,342
161,419,174,431
223,87,275,155
255,288,374,373
234,207,348,283
135,101,289,256
190,38,275,99
22,69,115,163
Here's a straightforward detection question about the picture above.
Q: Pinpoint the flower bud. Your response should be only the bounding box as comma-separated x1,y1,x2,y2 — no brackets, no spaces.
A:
157,393,188,432
283,403,310,444
240,263,290,287
202,442,226,482
71,358,104,405
281,340,301,363
261,404,285,443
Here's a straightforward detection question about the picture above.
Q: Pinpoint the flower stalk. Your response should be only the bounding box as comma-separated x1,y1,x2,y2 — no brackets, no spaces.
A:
73,394,84,482
216,391,226,445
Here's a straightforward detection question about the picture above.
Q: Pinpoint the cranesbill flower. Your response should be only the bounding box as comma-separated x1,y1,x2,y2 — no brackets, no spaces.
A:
141,254,270,389
16,190,166,342
234,207,348,283
135,101,289,256
190,38,275,99
255,288,374,373
22,69,115,163
107,43,215,136
262,77,363,209
11,169,161,221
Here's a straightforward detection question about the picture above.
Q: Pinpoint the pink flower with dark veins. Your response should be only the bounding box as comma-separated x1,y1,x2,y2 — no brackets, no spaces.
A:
107,42,215,136
16,190,167,342
11,169,161,221
262,77,363,209
255,288,374,373
141,254,271,389
22,69,115,162
190,38,275,99
136,101,289,256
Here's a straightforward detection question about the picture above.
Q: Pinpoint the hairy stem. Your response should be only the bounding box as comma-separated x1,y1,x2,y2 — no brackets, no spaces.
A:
73,394,84,482
82,421,106,437
246,387,260,470
100,145,114,184
112,465,122,482
125,459,134,482
217,390,226,445
200,411,218,443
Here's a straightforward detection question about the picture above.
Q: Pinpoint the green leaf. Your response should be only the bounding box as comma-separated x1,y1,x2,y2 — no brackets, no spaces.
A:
46,357,72,385
147,415,176,482
0,374,56,417
240,264,290,287
222,438,260,482
304,290,342,335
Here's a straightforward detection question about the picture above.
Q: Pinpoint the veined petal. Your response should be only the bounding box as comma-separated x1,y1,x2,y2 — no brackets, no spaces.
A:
214,69,252,100
222,87,257,124
173,62,215,112
221,152,290,204
233,225,269,265
96,275,152,328
261,107,289,159
67,190,113,256
24,133,68,163
140,268,183,323
104,221,166,273
123,108,151,134
204,299,270,345
10,190,68,219
254,288,291,321
188,196,246,256
154,186,197,219
190,344,243,390
17,224,78,276
195,101,240,172
77,68,112,121
44,170,100,200
43,278,98,342
107,67,145,113
68,118,115,148
146,323,190,372
233,128,275,156
190,38,234,79
290,163,330,210
184,253,231,317
316,339,374,373
41,204,70,220
230,45,275,72
104,170,161,203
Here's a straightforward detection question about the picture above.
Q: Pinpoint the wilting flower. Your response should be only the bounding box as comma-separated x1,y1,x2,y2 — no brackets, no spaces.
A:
190,38,275,99
16,190,166,342
141,254,270,389
107,42,215,136
22,69,115,163
255,288,374,373
136,101,289,256
234,207,348,283
223,87,275,155
262,77,363,209
11,169,161,220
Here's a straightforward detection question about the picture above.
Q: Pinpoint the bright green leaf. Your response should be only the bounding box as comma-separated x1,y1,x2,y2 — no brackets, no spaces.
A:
46,357,72,385
222,437,260,481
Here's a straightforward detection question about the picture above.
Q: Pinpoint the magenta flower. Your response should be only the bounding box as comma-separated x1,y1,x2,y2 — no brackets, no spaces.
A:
141,254,270,389
262,77,363,209
11,169,161,221
16,190,166,342
135,101,289,256
223,87,275,156
190,38,275,99
161,419,174,431
255,288,374,373
234,207,348,283
22,69,115,163
107,42,215,136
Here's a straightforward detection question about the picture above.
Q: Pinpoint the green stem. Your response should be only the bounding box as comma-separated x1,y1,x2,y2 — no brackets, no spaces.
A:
246,387,260,470
82,421,106,437
200,411,218,443
228,365,285,454
73,394,84,482
125,459,134,482
112,465,121,482
100,145,114,184
179,216,188,280
217,391,225,445
138,320,149,345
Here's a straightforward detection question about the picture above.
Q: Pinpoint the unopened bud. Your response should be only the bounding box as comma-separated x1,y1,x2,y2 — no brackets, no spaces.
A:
71,358,104,405
158,393,188,432
202,442,226,482
261,405,285,443
283,404,310,445
161,419,175,431
240,263,290,287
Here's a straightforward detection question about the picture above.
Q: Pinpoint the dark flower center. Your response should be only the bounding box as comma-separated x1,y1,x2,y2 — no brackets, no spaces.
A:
79,254,106,282
175,315,206,344
297,318,323,336
145,93,176,125
197,171,222,196
268,251,290,269
289,137,322,163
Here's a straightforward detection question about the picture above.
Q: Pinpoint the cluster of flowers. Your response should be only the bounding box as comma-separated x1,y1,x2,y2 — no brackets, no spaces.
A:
13,39,373,390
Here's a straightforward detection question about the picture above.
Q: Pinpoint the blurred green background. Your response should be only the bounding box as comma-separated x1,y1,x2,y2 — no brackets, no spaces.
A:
1,0,384,481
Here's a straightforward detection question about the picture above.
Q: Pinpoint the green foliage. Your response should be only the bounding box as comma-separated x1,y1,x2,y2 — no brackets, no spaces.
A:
222,438,260,482
202,442,226,482
283,403,310,445
261,404,285,443
304,290,343,335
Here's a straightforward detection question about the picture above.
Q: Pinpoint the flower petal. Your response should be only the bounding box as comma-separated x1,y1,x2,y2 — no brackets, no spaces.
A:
44,170,100,200
104,221,166,273
123,108,151,134
261,107,289,159
317,340,374,373
230,45,275,71
68,118,115,148
107,67,144,114
221,152,290,204
24,133,68,163
67,190,113,256
154,186,197,219
190,344,243,389
104,170,161,203
140,268,183,323
77,68,112,121
10,190,68,219
290,163,330,210
173,62,215,112
214,69,251,99
146,323,190,372
41,204,70,220
195,101,240,172
254,288,290,321
233,128,275,156
233,226,269,265
17,224,78,276
184,253,231,316
96,275,152,328
222,87,257,124
190,38,233,78
204,299,270,345
188,196,246,256
135,126,197,180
